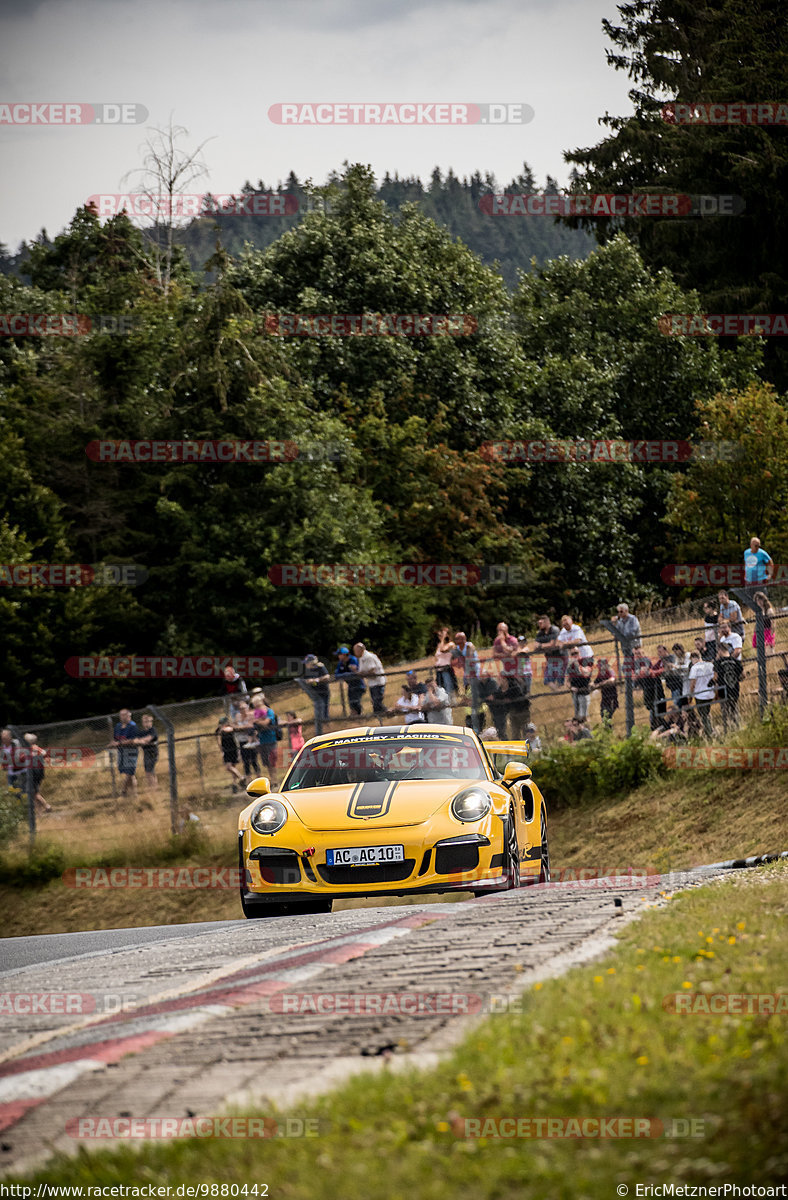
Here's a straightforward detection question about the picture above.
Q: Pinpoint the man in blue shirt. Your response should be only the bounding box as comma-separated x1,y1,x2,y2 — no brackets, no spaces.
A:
113,708,139,795
335,646,366,716
743,536,773,606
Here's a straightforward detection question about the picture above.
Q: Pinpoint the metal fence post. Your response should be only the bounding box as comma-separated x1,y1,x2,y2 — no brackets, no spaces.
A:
146,705,178,835
195,735,204,787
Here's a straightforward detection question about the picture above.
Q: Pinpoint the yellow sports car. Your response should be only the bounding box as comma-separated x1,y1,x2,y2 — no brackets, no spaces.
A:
238,723,550,918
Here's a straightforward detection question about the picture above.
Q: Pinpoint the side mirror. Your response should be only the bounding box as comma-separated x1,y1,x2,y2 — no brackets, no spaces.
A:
503,761,532,783
246,776,272,797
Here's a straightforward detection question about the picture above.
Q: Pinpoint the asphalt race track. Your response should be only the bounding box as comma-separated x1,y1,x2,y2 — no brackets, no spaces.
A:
0,872,722,1176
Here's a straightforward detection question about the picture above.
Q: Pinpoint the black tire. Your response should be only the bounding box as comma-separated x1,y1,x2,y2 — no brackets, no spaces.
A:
505,804,521,890
538,808,550,883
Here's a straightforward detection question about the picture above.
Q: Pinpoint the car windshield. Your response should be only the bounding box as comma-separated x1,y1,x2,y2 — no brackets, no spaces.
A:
283,735,488,790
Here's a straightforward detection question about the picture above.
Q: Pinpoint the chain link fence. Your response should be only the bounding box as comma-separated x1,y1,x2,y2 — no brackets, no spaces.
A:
4,601,787,851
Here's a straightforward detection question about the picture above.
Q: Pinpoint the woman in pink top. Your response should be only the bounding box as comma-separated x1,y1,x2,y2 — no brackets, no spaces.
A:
434,627,457,695
285,711,305,753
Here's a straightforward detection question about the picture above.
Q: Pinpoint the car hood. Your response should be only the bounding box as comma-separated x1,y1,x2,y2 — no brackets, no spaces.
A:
282,778,494,831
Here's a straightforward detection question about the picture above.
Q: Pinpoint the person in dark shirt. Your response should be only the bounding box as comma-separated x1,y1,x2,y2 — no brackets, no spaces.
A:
113,709,139,796
714,645,744,731
495,673,531,739
303,655,331,721
216,716,244,793
534,615,564,688
222,666,248,717
591,658,618,721
702,600,718,662
650,706,687,744
135,712,159,792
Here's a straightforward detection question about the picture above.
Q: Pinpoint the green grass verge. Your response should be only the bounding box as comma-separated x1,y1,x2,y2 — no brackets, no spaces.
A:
20,862,788,1194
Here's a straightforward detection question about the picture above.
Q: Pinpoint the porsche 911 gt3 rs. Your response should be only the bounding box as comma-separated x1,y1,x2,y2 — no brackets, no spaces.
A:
238,724,549,918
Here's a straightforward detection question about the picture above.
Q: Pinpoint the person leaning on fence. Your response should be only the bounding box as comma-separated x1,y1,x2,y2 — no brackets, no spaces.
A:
112,708,139,796
591,657,618,721
335,646,366,716
714,644,744,732
134,712,160,793
303,655,330,721
534,615,563,688
717,590,745,639
254,695,280,786
751,592,776,648
687,651,715,737
216,715,244,793
353,642,387,715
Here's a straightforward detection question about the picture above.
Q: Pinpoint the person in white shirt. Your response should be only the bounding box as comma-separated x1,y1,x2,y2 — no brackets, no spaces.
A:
393,684,425,724
557,614,593,662
422,679,452,724
688,650,715,736
353,642,388,715
717,622,743,660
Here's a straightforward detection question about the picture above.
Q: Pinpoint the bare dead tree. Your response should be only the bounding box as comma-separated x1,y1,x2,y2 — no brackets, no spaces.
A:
123,122,213,295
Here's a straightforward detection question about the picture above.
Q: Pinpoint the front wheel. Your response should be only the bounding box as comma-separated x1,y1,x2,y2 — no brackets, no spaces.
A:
505,805,521,890
538,808,550,883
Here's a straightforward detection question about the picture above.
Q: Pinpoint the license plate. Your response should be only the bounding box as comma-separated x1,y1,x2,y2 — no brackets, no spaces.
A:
326,844,405,866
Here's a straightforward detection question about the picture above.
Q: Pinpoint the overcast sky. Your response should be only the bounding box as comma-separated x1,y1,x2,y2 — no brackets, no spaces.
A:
0,0,634,252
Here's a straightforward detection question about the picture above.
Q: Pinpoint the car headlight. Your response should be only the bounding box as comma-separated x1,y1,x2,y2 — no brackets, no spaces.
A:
451,788,492,823
250,799,288,835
